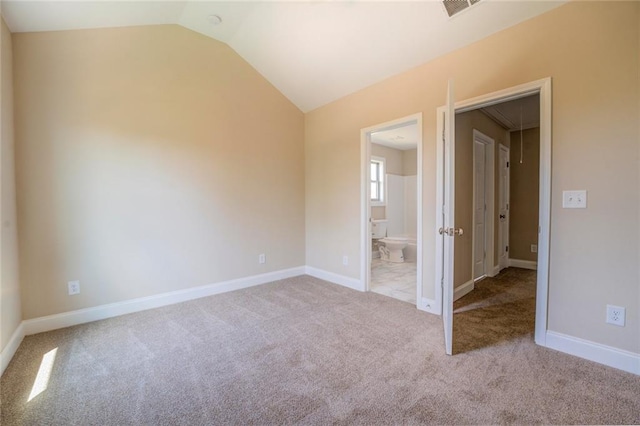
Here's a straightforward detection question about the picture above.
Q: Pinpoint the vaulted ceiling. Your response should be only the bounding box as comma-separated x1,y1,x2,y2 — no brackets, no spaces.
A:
2,1,566,112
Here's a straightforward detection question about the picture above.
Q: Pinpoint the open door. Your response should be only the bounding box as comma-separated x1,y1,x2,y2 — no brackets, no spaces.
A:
436,78,551,355
440,80,456,355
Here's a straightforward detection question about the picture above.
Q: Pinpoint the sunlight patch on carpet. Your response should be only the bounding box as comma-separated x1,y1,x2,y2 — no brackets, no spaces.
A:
27,348,58,402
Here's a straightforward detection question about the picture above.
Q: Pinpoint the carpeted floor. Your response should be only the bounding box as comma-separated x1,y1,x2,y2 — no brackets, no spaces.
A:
453,267,537,354
2,270,639,425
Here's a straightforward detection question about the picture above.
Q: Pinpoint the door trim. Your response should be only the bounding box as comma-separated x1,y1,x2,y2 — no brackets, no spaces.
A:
435,77,551,346
498,144,510,272
471,130,495,282
360,113,423,307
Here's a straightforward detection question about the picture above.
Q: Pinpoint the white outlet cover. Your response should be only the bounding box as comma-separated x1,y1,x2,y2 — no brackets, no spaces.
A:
606,304,625,326
562,190,587,208
68,280,80,295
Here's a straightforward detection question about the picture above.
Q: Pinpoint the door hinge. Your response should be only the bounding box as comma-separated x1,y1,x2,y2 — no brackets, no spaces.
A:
507,161,510,168
506,245,509,252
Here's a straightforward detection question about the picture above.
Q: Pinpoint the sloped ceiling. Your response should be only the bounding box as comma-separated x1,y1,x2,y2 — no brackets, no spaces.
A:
1,0,566,112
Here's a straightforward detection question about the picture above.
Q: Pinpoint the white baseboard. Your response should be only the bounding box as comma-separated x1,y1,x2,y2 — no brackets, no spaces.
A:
304,266,364,292
489,265,501,277
545,331,640,375
23,266,306,336
508,258,538,270
454,280,474,302
1,322,25,376
418,297,440,315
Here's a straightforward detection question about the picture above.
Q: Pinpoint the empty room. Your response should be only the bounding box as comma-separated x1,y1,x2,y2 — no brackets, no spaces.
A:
1,0,639,424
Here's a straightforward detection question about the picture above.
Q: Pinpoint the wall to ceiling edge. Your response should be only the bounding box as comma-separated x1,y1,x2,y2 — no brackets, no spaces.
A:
305,1,639,353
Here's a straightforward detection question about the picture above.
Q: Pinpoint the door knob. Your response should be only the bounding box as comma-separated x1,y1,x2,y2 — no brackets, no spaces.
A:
439,227,464,236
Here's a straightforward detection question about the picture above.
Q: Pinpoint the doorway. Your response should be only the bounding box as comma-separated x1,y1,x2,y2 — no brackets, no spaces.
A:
436,78,552,354
360,113,423,307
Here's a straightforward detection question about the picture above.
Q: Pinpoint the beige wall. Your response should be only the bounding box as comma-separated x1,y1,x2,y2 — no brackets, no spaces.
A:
14,25,305,319
509,128,540,262
454,109,508,289
371,144,417,177
1,17,22,353
305,1,639,353
403,149,417,176
371,206,385,220
371,143,403,175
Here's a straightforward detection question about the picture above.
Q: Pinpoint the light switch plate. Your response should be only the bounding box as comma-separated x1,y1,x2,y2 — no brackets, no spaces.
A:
562,190,587,208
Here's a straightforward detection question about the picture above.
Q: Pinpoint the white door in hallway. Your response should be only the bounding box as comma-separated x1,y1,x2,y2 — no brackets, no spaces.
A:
473,140,486,280
498,145,510,270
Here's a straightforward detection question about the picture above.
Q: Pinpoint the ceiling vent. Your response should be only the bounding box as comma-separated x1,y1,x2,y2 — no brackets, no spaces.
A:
443,0,482,18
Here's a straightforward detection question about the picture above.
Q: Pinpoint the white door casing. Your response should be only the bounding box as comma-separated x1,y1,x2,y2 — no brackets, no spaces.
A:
435,77,551,349
360,113,424,307
473,139,488,281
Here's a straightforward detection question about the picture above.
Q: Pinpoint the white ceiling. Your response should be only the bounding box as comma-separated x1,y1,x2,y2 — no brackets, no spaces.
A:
371,123,418,151
480,94,540,131
1,0,566,112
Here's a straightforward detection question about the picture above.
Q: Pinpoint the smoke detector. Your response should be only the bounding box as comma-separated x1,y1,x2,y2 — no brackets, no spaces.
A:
207,15,223,26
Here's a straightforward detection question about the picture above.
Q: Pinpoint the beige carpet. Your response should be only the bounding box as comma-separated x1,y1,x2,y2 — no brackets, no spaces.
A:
2,270,639,424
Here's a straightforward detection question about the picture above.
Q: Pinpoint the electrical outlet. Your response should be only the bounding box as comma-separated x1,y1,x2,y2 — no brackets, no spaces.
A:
606,305,625,326
531,244,537,253
68,280,80,295
258,254,266,264
562,190,587,208
342,255,349,266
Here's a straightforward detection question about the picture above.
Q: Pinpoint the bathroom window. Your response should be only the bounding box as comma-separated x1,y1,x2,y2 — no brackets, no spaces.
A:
371,157,386,206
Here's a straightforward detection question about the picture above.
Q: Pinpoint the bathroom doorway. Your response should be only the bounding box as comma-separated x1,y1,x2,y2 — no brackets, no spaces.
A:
360,113,423,307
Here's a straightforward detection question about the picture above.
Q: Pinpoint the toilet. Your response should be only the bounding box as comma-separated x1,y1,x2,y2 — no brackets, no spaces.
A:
371,219,388,259
379,237,408,263
372,219,408,263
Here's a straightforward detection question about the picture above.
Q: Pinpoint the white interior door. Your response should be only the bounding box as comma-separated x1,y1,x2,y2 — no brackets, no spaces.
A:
473,140,486,280
498,145,510,270
441,80,455,356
